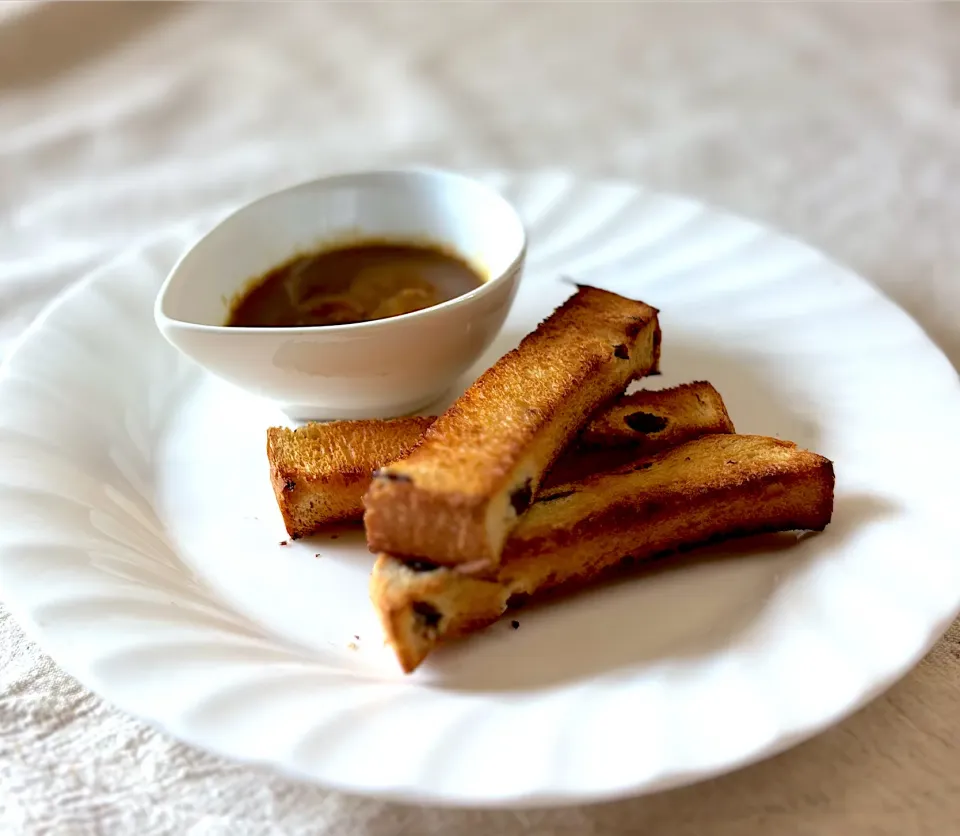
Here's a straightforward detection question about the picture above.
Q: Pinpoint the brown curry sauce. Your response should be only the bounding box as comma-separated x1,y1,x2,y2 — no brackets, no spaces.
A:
226,241,484,328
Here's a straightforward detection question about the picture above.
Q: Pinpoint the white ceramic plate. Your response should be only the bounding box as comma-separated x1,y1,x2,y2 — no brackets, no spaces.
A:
1,172,959,808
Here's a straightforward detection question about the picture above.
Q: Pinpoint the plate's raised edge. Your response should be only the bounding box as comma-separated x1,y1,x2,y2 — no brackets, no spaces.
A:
0,219,213,377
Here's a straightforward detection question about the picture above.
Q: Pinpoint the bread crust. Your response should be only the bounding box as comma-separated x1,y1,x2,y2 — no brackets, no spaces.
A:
370,434,835,673
363,286,661,569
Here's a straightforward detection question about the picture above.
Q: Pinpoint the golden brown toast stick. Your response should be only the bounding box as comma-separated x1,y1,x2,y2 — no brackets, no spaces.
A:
268,417,433,537
370,434,835,673
364,286,661,570
544,380,734,486
579,380,733,449
268,381,733,538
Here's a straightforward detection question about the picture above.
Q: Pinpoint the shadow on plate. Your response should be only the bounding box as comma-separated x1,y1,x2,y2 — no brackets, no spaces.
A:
421,491,897,693
298,521,368,559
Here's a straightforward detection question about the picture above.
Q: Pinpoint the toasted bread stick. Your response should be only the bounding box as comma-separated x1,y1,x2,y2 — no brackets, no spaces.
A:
370,434,835,673
544,380,735,486
268,381,734,538
363,286,662,569
579,380,733,449
268,417,434,537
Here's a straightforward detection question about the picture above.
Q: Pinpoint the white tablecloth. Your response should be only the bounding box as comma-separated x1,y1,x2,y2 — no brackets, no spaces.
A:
2,3,959,834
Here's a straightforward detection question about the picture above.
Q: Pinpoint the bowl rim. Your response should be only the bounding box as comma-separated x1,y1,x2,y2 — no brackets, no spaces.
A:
153,166,529,335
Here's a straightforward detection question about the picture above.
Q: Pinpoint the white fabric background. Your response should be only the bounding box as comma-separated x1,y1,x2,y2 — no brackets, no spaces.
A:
1,3,959,834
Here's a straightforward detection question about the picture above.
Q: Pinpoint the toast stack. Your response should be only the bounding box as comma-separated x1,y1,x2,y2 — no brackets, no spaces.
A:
263,284,836,674
268,381,734,538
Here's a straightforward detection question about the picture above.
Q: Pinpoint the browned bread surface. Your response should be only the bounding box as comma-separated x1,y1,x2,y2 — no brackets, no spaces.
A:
267,381,733,538
363,286,662,569
545,381,735,485
370,434,835,673
267,417,433,538
580,381,734,449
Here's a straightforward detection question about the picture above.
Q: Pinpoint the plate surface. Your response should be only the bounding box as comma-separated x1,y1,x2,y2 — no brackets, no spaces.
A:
1,171,959,808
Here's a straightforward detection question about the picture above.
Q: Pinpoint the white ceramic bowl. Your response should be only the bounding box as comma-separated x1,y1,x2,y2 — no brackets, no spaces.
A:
154,168,527,421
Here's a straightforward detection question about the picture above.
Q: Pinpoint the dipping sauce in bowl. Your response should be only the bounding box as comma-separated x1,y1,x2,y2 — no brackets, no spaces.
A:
155,166,526,420
226,240,485,328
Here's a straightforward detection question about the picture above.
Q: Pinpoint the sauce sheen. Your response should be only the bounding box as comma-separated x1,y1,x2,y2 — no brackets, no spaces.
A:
226,241,484,328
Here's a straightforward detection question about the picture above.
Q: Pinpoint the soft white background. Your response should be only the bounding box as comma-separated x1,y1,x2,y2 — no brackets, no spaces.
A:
1,2,958,834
